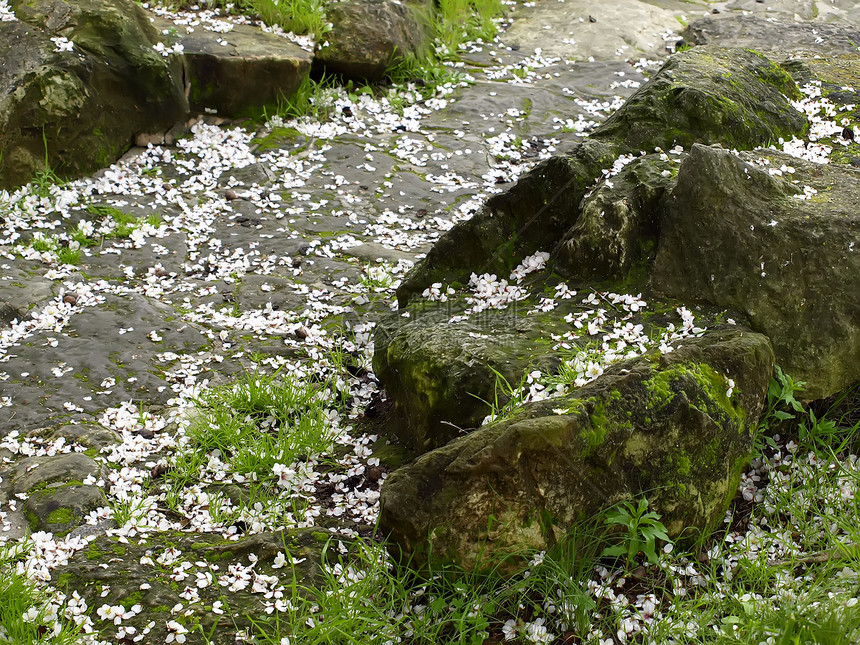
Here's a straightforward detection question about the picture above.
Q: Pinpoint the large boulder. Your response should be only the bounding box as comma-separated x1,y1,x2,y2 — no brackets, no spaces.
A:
375,297,582,454
593,46,805,153
395,47,807,304
152,18,313,119
314,0,432,82
653,143,860,400
379,329,774,571
0,0,188,188
396,139,619,305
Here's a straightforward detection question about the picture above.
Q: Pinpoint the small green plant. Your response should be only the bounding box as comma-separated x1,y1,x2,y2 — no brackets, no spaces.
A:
27,127,65,198
521,97,533,119
755,366,807,453
30,232,56,253
471,366,532,425
86,203,141,238
110,496,150,527
70,224,99,248
275,73,338,121
600,497,671,565
511,65,530,79
359,263,396,291
0,544,82,644
56,246,81,266
30,167,64,198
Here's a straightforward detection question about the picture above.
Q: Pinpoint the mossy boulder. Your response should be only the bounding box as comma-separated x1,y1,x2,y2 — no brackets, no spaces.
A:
594,46,805,152
0,0,188,188
379,329,774,572
652,143,860,400
51,528,351,644
552,153,680,281
13,453,106,495
396,139,620,306
49,423,120,451
395,47,806,304
373,298,573,454
314,0,432,82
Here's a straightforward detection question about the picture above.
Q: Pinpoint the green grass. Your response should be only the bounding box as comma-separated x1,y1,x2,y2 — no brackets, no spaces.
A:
247,521,604,644
167,368,339,495
435,0,504,55
274,73,339,121
224,376,860,644
24,233,81,265
157,0,329,36
246,0,329,36
0,544,84,644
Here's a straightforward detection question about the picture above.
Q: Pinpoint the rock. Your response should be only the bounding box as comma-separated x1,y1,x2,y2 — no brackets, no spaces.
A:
502,0,692,61
52,528,350,644
683,15,860,56
552,153,679,281
154,18,313,118
341,242,416,265
314,0,432,82
594,47,806,153
652,143,860,400
13,453,105,495
0,291,213,435
373,301,570,453
379,329,774,571
396,139,620,305
0,300,21,326
0,265,54,316
49,423,121,450
396,47,806,304
0,0,188,188
24,484,105,534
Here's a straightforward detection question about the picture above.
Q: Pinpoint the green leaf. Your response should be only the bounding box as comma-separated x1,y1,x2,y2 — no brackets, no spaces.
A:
601,545,626,558
642,525,671,543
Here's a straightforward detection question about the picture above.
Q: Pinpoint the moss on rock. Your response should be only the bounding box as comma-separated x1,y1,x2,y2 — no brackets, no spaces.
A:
379,329,774,572
51,528,353,644
652,144,860,399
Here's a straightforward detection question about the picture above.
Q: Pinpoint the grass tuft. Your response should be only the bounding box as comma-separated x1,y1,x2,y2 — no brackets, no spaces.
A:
167,368,338,493
0,545,83,644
